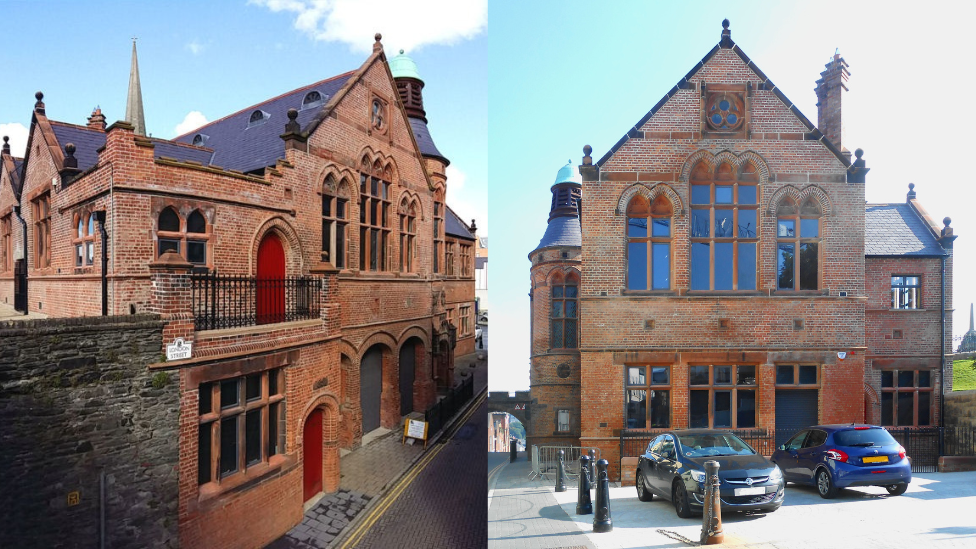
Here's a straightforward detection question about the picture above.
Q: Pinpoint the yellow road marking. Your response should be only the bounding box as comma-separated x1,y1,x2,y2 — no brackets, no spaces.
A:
338,392,486,549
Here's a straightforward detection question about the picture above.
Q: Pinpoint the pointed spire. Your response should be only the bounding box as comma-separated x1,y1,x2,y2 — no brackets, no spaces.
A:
125,39,147,136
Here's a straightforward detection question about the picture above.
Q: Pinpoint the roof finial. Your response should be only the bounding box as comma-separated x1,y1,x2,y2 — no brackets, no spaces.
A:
125,39,147,136
907,182,916,200
373,33,383,53
34,91,45,114
582,144,592,166
720,19,733,48
2,136,9,155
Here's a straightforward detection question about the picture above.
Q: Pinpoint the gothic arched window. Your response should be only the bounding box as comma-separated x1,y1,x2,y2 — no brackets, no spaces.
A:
777,196,822,290
627,193,672,290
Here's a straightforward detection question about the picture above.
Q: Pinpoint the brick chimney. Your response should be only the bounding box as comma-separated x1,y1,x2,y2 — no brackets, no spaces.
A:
815,49,850,162
87,107,107,131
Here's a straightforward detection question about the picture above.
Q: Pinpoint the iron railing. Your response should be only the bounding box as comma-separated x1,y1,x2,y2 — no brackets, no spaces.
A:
190,272,322,331
621,426,976,474
424,375,475,436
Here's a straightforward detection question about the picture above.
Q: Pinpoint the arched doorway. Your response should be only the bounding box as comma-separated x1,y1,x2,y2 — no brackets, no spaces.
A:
257,233,285,324
399,340,418,416
303,408,323,501
360,346,384,433
435,340,451,391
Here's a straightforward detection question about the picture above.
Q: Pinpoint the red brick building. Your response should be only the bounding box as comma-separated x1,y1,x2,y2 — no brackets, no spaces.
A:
0,36,476,548
528,21,955,479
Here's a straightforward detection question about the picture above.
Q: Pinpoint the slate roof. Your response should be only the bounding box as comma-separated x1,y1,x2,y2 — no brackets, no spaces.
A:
409,117,448,164
475,257,487,270
445,206,474,240
50,122,105,172
174,72,354,173
533,216,581,253
151,140,213,164
595,23,848,170
865,203,946,257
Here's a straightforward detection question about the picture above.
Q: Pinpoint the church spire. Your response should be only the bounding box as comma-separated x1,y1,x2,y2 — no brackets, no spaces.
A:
125,39,146,136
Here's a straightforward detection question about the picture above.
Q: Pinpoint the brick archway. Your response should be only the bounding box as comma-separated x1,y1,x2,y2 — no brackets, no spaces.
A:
300,392,341,496
249,216,304,276
487,391,531,433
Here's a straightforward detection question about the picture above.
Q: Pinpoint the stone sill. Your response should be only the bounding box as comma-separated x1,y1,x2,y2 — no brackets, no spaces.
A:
196,454,295,508
196,318,323,340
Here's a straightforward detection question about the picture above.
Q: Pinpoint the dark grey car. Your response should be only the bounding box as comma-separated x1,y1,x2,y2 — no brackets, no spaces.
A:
635,429,786,518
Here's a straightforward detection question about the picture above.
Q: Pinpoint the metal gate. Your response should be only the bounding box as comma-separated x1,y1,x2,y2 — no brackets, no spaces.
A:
13,258,27,312
360,346,383,433
774,389,818,448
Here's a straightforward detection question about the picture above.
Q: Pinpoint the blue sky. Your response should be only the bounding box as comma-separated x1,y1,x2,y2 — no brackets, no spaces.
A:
488,1,976,391
0,0,487,233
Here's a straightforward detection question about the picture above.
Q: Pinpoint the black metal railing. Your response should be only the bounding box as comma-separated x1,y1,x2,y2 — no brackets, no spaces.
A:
621,425,976,474
424,375,475,436
190,272,322,331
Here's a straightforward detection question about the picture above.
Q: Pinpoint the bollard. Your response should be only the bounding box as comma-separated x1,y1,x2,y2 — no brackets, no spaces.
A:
589,448,597,482
592,459,612,532
576,455,593,515
510,439,518,463
555,449,567,492
700,460,724,545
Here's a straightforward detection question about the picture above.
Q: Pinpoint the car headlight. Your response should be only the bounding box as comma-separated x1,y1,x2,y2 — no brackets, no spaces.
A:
690,470,706,483
768,466,783,481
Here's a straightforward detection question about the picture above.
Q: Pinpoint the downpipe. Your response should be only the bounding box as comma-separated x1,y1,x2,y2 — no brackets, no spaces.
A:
12,204,27,315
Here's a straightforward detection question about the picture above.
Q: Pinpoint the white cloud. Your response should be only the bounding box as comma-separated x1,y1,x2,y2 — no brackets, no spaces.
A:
445,164,486,235
0,123,29,157
251,0,487,53
185,40,206,55
174,111,209,137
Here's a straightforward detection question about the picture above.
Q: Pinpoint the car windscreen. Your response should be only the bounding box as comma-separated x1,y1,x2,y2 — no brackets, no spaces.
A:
834,428,899,447
677,433,756,457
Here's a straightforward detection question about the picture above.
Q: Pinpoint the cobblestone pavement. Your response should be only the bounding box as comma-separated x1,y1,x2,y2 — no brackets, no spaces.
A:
346,396,488,549
266,491,372,549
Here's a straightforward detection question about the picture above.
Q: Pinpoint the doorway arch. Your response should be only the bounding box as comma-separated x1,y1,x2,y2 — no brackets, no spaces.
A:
360,345,384,433
256,233,285,324
303,407,323,501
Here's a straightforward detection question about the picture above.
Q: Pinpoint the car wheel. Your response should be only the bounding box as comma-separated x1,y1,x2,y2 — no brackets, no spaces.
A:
636,471,653,502
885,483,908,496
673,481,694,518
816,468,838,499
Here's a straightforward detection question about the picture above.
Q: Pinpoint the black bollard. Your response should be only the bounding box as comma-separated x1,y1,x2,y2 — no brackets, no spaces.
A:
576,455,593,515
510,439,518,463
555,449,567,492
589,448,597,482
592,459,612,532
700,460,724,545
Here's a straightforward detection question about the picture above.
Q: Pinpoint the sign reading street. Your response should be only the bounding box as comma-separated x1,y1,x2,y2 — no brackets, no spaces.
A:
166,338,192,361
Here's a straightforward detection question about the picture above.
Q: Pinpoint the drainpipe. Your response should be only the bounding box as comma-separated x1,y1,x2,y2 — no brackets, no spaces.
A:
12,204,27,315
95,210,108,316
939,253,946,455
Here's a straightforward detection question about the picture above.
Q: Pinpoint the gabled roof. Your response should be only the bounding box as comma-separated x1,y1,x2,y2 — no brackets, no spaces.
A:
533,216,581,253
445,206,475,240
864,203,946,257
50,122,105,172
596,21,849,169
174,72,354,173
2,155,23,199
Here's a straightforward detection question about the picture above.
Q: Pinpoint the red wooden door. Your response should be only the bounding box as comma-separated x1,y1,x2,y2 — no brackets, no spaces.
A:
256,234,285,324
303,408,323,501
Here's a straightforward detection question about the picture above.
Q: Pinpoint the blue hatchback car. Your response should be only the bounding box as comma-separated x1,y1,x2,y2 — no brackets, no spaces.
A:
770,425,911,499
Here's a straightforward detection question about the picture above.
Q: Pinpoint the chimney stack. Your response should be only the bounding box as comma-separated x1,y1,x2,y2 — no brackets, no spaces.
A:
87,107,107,131
815,49,850,162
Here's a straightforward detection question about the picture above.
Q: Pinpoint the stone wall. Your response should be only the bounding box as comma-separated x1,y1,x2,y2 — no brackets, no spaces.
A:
0,314,178,548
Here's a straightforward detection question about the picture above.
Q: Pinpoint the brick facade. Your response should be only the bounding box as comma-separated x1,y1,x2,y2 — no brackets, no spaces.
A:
529,22,954,481
5,39,475,548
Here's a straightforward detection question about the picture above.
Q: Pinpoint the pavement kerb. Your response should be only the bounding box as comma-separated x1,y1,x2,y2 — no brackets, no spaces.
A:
329,368,488,548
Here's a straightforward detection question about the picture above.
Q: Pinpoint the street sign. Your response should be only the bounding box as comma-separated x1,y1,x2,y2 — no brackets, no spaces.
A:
166,338,192,361
402,419,429,450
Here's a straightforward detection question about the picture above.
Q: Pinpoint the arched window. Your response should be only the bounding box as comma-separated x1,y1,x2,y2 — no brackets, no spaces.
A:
433,189,445,274
247,110,269,128
359,162,391,271
777,196,822,290
322,175,348,269
627,193,672,290
73,214,96,267
157,207,209,266
689,161,759,290
302,91,323,110
399,199,417,273
551,273,578,349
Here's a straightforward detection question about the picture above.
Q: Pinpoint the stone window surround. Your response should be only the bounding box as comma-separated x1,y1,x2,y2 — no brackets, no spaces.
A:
151,198,214,268
624,364,671,429
322,175,350,270
879,368,934,427
689,364,759,430
72,210,96,268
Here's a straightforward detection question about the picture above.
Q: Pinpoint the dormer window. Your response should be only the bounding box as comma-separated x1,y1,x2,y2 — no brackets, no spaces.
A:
302,91,324,110
191,133,209,146
248,110,270,128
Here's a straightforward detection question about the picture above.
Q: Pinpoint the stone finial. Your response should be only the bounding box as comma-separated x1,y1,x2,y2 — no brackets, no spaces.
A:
944,217,952,228
470,219,477,232
582,144,593,166
284,108,300,134
2,136,9,155
373,32,383,53
720,18,733,48
907,182,916,200
941,217,954,239
847,148,869,184
63,143,78,169
34,91,45,113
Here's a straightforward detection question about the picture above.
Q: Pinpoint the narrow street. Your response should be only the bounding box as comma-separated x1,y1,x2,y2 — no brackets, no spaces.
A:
338,395,488,548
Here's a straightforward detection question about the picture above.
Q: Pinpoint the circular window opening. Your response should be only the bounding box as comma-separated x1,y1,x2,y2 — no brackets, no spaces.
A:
557,363,571,378
706,94,744,131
